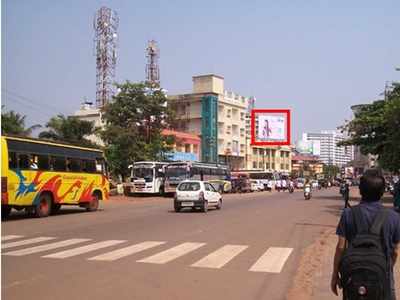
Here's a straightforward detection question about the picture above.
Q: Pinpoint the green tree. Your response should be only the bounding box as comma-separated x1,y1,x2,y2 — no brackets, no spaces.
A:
340,85,400,172
39,114,96,147
100,81,175,178
323,164,340,179
1,107,41,136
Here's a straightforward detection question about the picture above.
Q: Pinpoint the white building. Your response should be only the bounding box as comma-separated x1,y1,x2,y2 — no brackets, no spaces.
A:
302,131,354,166
73,102,104,146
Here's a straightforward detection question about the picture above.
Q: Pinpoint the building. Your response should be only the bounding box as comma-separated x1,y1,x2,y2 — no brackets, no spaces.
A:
74,102,104,146
302,131,354,166
161,129,201,162
291,153,324,178
168,74,292,173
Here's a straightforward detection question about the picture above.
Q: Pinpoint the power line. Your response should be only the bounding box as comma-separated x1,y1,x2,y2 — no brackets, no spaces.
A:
2,89,63,113
2,94,54,120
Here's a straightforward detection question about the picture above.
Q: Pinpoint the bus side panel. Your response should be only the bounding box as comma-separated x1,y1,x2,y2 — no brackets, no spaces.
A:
1,137,9,204
6,170,110,206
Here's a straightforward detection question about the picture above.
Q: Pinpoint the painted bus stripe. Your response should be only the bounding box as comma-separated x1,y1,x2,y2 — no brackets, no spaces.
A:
249,247,293,273
138,242,205,264
2,237,56,250
88,241,166,261
4,239,92,256
1,235,24,241
43,240,126,259
191,245,248,269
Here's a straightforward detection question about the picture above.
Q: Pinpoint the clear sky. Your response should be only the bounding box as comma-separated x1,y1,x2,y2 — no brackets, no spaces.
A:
2,0,399,141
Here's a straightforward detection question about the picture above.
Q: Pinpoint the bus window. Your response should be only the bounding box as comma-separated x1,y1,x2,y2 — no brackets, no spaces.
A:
37,154,50,170
9,152,18,169
52,156,66,172
82,160,96,173
68,158,82,172
18,154,30,169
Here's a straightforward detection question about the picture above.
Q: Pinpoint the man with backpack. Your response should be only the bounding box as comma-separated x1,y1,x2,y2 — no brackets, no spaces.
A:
331,169,400,300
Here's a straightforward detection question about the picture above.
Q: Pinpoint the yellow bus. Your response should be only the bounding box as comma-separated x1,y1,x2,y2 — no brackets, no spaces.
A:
1,135,109,218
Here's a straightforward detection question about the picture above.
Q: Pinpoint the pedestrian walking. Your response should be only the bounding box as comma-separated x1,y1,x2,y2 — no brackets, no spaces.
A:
343,180,350,208
394,179,400,212
331,169,400,300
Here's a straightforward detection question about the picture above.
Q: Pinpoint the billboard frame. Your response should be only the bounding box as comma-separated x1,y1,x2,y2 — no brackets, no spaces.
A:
251,109,291,146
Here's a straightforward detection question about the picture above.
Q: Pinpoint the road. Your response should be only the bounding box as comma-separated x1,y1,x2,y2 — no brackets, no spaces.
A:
2,188,344,300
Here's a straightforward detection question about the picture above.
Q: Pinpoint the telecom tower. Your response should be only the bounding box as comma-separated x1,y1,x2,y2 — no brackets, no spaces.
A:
93,7,119,108
146,40,160,87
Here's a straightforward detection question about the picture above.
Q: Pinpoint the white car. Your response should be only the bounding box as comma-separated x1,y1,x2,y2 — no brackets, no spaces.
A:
174,180,222,213
250,180,264,192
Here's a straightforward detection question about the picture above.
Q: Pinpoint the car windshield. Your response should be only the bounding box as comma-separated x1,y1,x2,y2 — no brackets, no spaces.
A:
166,166,188,180
178,182,200,191
133,168,154,182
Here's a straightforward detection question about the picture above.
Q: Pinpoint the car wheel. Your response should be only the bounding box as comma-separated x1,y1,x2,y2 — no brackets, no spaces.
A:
202,201,208,213
174,202,181,212
216,199,222,210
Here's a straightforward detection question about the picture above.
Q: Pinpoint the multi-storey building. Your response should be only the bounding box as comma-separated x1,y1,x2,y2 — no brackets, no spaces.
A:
302,131,354,166
168,74,292,173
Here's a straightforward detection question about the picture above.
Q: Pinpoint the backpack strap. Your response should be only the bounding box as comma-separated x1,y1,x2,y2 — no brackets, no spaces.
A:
369,208,389,236
351,205,368,234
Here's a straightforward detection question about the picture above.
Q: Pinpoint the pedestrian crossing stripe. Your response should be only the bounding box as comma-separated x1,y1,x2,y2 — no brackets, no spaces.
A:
2,236,293,273
42,240,126,259
249,247,293,273
137,242,206,264
88,241,166,261
191,245,248,269
1,235,24,241
4,239,92,256
2,237,56,250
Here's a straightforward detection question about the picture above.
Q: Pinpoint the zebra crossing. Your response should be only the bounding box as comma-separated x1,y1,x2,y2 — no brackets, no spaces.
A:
1,235,293,273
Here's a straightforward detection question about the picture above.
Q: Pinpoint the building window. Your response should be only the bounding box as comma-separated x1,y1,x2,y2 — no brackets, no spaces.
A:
272,163,275,169
266,163,270,169
271,150,276,157
253,148,257,155
185,144,191,153
259,162,263,168
280,151,285,158
260,149,264,156
193,144,198,154
280,163,284,169
286,164,289,170
253,161,257,169
227,110,231,118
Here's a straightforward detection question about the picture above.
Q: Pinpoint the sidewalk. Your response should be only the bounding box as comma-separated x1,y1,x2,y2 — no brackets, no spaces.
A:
294,189,400,300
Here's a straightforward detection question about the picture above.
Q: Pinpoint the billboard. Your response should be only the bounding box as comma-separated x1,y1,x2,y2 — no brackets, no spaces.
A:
251,109,291,146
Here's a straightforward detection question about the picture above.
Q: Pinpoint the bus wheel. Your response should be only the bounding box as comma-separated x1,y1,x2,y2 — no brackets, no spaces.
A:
1,205,11,219
35,194,52,218
51,204,61,214
86,194,99,212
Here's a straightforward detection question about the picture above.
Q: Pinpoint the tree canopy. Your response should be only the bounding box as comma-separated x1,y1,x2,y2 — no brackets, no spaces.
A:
100,81,175,178
1,107,41,136
340,85,400,172
39,114,97,148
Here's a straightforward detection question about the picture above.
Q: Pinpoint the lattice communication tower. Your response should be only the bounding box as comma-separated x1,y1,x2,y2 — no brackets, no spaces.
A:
94,7,119,108
146,40,160,87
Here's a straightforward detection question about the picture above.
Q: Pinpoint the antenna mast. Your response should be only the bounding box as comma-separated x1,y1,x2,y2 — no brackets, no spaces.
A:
94,7,119,108
146,40,160,88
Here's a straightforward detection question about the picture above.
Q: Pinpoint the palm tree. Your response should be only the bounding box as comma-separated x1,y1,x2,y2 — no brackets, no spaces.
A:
1,107,41,136
39,114,97,147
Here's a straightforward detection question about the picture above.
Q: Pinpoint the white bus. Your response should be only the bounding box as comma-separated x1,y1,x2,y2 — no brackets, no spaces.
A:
164,162,230,193
129,161,169,195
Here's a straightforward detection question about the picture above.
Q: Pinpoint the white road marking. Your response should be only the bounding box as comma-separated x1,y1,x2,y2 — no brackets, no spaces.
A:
138,242,205,264
42,240,126,259
249,247,293,273
1,235,24,241
191,245,248,269
88,241,166,261
4,239,92,256
2,237,56,250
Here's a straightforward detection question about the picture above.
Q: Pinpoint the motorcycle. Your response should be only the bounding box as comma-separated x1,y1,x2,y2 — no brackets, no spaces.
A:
304,186,312,200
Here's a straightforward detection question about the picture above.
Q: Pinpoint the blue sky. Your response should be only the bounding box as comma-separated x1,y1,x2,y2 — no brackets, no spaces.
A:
2,0,400,140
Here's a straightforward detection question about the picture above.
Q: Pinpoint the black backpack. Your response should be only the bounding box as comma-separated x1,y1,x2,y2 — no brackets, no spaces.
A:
339,206,390,300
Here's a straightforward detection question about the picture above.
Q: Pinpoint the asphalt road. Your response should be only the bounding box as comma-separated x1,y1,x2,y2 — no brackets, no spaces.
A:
2,188,344,300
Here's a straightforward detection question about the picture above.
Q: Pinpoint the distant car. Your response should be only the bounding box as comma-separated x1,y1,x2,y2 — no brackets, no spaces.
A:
250,180,264,192
208,179,232,193
174,180,222,213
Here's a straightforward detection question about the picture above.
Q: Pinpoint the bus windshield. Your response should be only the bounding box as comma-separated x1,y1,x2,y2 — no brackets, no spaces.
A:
132,167,154,182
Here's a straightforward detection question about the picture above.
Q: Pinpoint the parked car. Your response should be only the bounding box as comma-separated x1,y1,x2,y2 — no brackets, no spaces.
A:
250,180,264,192
174,180,222,213
208,179,232,194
